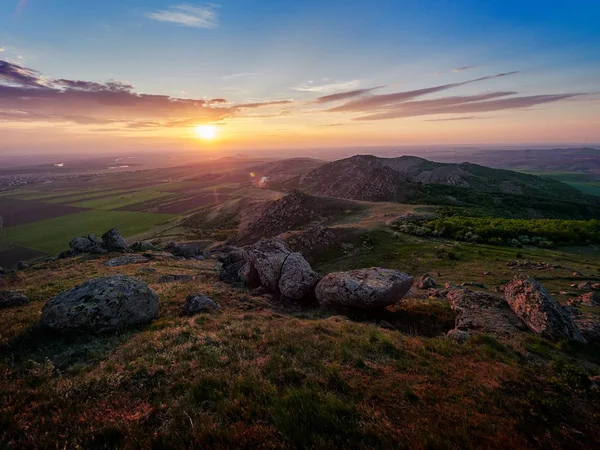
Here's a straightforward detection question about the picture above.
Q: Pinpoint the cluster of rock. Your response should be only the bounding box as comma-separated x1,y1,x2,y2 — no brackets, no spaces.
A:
445,274,594,344
61,228,130,257
0,290,30,309
216,238,414,309
506,260,562,270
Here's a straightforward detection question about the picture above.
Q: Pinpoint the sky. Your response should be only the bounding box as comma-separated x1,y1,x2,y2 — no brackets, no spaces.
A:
0,0,599,156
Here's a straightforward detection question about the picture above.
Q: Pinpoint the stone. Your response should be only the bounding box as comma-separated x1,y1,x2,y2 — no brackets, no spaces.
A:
568,309,600,344
165,242,204,258
0,266,4,275
215,247,259,286
447,329,470,343
69,234,106,254
581,292,600,306
417,274,436,289
504,274,586,343
578,281,593,291
446,289,527,337
17,261,29,270
41,275,158,333
315,267,413,309
104,255,150,267
592,283,600,291
101,228,129,252
143,251,175,260
131,241,157,252
183,294,221,315
138,267,157,274
248,239,291,292
158,274,194,283
278,252,320,299
0,290,30,308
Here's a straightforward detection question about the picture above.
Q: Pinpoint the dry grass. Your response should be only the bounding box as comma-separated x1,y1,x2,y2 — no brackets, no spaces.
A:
1,250,599,449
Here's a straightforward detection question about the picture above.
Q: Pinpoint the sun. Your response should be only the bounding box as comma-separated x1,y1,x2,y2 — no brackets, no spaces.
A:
194,125,218,141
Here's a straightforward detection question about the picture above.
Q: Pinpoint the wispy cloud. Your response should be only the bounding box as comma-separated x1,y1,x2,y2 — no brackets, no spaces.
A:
327,72,519,113
0,48,5,53
144,4,219,28
453,65,478,72
314,86,385,104
293,79,360,94
425,116,492,122
221,72,261,81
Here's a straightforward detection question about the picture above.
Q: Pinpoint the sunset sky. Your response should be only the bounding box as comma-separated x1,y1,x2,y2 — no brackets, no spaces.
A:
1,0,599,155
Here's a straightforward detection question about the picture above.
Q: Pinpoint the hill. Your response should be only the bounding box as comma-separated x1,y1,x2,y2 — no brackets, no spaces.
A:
280,155,600,219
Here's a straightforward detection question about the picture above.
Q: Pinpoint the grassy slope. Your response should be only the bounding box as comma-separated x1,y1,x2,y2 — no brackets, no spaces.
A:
3,211,176,254
0,250,599,449
70,190,175,210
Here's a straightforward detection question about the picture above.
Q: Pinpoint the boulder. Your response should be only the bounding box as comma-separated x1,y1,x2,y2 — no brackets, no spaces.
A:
183,294,221,315
104,255,151,267
17,261,29,270
581,292,600,307
143,251,175,260
131,241,157,252
101,228,129,252
41,275,158,333
215,247,259,286
0,266,5,275
158,274,194,283
504,274,586,343
315,267,413,309
417,274,436,289
248,239,291,292
578,281,593,291
592,283,600,291
569,309,600,343
0,290,30,309
165,242,203,258
278,252,320,299
446,289,527,337
447,329,470,343
69,233,105,254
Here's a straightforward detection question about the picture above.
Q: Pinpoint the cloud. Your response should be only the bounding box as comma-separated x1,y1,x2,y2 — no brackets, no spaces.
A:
221,72,261,81
0,48,5,52
453,66,478,72
355,93,581,121
0,59,292,130
293,80,360,94
144,4,218,28
425,116,492,122
328,72,519,113
314,86,385,104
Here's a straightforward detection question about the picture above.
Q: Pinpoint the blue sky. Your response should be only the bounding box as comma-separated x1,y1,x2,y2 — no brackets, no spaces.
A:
1,0,599,152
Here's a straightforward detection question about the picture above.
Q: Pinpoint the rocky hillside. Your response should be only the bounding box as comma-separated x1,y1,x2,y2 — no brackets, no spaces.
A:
235,190,365,245
279,155,600,218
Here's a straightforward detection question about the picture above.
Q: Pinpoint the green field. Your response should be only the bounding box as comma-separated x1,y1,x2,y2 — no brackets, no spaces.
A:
69,190,176,210
3,210,176,254
517,170,600,197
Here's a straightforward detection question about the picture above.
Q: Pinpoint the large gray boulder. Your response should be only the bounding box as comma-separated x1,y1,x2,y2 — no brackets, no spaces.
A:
183,294,221,315
446,289,527,337
131,241,157,252
315,267,413,309
248,239,291,292
504,274,586,343
41,275,158,333
165,242,204,258
278,252,320,299
101,228,129,252
0,290,30,309
215,247,260,286
69,234,106,254
569,309,600,343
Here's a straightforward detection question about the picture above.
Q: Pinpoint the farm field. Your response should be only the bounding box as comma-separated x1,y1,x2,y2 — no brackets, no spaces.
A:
4,210,176,254
517,170,600,197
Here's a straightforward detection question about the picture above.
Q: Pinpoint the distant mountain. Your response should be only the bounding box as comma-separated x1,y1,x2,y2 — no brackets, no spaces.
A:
434,148,600,175
279,155,600,219
248,158,325,183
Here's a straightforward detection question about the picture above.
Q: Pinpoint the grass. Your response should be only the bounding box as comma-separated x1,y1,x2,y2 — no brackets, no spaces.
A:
0,255,599,449
3,210,176,254
69,190,176,210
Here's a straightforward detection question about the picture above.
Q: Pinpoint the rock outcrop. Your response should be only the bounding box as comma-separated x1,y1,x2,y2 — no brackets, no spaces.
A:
0,290,30,309
70,234,105,254
504,274,586,343
215,247,260,286
131,241,157,252
278,252,320,299
41,275,158,333
248,239,291,292
446,289,527,337
581,292,600,306
183,294,221,315
315,267,413,309
165,242,205,259
570,310,600,343
102,228,130,252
